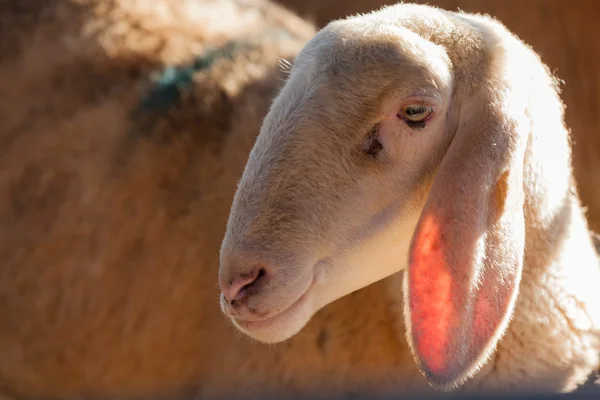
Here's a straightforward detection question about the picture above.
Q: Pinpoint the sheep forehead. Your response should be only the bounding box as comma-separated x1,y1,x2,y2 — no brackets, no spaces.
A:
308,8,456,85
290,28,449,102
262,4,458,140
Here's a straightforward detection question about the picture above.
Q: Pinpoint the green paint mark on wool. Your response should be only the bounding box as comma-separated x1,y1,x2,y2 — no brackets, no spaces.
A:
135,28,295,116
137,40,244,114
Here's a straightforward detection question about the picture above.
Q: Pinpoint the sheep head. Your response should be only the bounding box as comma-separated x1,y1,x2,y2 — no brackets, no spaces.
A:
220,3,536,390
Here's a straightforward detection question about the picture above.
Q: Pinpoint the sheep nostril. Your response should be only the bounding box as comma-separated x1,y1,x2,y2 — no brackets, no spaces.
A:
226,267,267,305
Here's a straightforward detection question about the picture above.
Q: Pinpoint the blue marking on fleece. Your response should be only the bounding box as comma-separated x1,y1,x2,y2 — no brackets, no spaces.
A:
137,40,243,114
135,29,294,115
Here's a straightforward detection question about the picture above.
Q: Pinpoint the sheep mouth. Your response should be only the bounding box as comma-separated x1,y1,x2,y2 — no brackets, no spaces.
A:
230,276,315,335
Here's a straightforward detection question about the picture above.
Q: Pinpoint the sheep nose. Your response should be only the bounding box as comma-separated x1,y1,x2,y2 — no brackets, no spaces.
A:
220,265,267,305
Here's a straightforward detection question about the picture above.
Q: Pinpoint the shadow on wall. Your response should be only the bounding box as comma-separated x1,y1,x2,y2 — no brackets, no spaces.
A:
276,0,600,233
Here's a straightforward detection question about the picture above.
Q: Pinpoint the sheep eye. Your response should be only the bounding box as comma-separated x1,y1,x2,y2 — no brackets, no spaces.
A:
399,104,433,123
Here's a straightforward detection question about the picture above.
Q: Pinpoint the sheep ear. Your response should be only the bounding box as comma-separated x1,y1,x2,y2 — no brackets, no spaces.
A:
404,89,529,389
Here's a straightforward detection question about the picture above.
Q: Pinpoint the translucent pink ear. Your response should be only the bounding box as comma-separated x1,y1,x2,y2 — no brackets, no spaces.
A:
405,93,528,389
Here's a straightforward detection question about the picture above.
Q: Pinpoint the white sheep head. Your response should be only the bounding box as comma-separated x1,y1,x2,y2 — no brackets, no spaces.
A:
219,3,541,390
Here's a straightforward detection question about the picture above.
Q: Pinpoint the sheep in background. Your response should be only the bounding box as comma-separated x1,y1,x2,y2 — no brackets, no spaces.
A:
219,1,600,394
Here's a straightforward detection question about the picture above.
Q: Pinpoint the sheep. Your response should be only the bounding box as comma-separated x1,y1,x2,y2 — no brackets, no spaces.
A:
2,0,598,399
275,0,600,235
219,1,600,395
